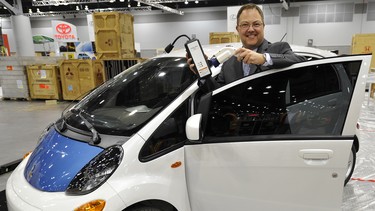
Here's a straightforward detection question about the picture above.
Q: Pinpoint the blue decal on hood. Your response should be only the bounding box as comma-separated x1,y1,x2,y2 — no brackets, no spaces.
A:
24,128,103,192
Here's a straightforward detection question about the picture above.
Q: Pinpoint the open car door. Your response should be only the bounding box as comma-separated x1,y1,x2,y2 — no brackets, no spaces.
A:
184,55,370,211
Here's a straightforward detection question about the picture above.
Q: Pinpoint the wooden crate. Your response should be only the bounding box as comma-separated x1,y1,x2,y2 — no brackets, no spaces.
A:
209,32,240,44
93,12,136,59
351,33,375,70
103,58,145,80
352,34,375,98
59,59,105,100
26,65,62,100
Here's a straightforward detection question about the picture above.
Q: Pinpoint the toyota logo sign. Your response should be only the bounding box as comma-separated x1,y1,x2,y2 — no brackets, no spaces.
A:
56,23,72,34
52,20,78,41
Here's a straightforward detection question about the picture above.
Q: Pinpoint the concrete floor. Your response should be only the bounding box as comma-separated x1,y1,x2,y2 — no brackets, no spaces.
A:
1,93,375,210
0,99,71,191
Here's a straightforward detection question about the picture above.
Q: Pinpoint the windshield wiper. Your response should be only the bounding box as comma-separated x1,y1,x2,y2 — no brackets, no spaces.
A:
71,108,101,145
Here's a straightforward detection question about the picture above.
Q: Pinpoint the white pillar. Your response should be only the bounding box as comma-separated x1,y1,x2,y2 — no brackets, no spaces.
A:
10,15,35,56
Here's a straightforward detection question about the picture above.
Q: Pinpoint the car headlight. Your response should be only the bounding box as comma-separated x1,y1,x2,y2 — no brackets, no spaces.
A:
66,145,123,195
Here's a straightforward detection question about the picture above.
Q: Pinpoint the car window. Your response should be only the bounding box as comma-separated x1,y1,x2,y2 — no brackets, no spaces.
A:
140,100,189,161
65,57,196,136
205,61,360,137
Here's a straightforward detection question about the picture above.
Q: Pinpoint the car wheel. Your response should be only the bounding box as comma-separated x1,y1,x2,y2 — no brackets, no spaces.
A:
344,145,356,186
128,207,161,211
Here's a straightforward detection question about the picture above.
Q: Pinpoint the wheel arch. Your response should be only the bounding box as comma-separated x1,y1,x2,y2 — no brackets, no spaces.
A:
123,199,177,211
353,135,360,152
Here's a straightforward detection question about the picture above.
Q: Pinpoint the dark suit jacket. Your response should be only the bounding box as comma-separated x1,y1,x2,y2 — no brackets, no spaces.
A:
215,39,306,86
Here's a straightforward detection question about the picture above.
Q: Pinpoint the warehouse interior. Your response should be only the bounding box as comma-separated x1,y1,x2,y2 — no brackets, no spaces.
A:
1,0,375,210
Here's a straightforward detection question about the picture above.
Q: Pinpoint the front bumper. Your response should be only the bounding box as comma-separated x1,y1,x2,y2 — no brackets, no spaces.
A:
6,158,126,211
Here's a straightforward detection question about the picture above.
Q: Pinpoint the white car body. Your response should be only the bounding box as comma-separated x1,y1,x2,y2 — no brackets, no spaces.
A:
6,42,370,211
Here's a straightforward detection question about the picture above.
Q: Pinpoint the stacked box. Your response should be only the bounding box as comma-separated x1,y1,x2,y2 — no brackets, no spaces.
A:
93,12,136,59
0,63,29,99
351,33,375,70
209,32,240,44
351,33,375,97
103,58,145,79
60,60,105,100
26,65,62,100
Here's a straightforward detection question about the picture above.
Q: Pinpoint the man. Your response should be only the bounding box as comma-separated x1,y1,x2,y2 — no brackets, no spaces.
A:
188,3,306,86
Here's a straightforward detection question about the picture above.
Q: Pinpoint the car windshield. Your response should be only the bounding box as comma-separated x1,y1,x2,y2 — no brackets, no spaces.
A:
63,57,196,136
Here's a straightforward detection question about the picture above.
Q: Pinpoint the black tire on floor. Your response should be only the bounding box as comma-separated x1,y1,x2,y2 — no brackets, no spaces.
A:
128,207,161,211
344,145,356,186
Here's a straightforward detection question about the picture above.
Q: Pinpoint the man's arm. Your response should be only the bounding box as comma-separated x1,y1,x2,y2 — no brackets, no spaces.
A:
267,42,306,68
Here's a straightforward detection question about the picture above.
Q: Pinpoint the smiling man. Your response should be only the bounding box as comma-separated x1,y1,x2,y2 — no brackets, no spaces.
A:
215,3,306,86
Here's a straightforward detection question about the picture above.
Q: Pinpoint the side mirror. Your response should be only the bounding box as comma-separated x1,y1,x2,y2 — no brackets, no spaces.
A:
185,114,202,142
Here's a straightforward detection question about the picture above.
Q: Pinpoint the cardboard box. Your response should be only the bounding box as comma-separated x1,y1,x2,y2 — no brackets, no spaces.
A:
209,32,240,44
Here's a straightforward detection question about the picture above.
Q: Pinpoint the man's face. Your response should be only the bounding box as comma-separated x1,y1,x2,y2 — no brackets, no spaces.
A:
236,8,265,49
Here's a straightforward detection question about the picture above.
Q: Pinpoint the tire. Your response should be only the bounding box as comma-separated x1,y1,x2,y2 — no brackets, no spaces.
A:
344,145,356,186
128,206,161,211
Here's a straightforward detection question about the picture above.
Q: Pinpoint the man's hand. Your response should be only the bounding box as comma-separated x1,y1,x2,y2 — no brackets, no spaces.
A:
186,53,197,75
186,52,208,75
235,48,266,65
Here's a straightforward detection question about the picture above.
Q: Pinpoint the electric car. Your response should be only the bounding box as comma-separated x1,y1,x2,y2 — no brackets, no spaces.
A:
6,42,370,211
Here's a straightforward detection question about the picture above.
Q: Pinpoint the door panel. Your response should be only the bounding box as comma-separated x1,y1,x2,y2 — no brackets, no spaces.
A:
185,139,353,211
185,55,371,211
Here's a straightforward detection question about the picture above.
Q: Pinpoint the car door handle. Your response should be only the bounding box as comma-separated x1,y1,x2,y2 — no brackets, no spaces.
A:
299,149,333,160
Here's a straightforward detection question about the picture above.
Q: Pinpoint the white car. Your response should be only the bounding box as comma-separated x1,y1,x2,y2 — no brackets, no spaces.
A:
6,42,370,211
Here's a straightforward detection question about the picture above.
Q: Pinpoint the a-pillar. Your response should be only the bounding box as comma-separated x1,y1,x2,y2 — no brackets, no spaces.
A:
10,15,35,56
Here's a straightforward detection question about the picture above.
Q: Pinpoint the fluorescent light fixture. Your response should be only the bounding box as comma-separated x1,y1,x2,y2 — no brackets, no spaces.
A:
136,0,184,15
281,0,289,10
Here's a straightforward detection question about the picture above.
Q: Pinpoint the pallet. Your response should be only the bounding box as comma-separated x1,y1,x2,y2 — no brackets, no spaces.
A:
1,97,31,101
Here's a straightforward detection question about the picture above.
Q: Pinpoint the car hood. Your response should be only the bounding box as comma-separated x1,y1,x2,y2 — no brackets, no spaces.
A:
24,128,103,192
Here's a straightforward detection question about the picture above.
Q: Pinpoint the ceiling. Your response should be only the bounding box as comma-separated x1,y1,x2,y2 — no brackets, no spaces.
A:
0,0,324,17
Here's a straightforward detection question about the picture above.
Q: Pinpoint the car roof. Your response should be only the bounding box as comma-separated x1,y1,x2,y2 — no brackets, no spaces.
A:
157,42,337,59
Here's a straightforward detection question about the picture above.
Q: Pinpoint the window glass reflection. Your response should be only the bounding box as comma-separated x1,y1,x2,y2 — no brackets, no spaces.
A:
206,62,360,137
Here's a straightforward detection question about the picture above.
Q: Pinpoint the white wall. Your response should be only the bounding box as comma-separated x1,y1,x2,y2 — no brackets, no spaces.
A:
133,20,226,50
1,0,375,56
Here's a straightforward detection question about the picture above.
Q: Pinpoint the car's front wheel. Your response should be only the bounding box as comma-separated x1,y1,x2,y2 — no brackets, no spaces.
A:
128,207,161,211
344,145,356,186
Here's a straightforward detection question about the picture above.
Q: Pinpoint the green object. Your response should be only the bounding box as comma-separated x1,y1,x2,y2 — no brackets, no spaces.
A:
33,35,54,44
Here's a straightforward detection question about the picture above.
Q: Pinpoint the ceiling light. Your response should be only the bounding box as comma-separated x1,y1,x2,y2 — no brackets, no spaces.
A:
195,0,199,3
128,3,131,7
28,8,32,13
85,5,89,10
137,1,141,6
120,0,125,2
281,0,289,10
184,0,188,5
76,5,79,10
37,8,40,13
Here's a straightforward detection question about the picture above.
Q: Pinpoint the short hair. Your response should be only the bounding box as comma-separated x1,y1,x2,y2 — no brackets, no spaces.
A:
236,3,265,25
